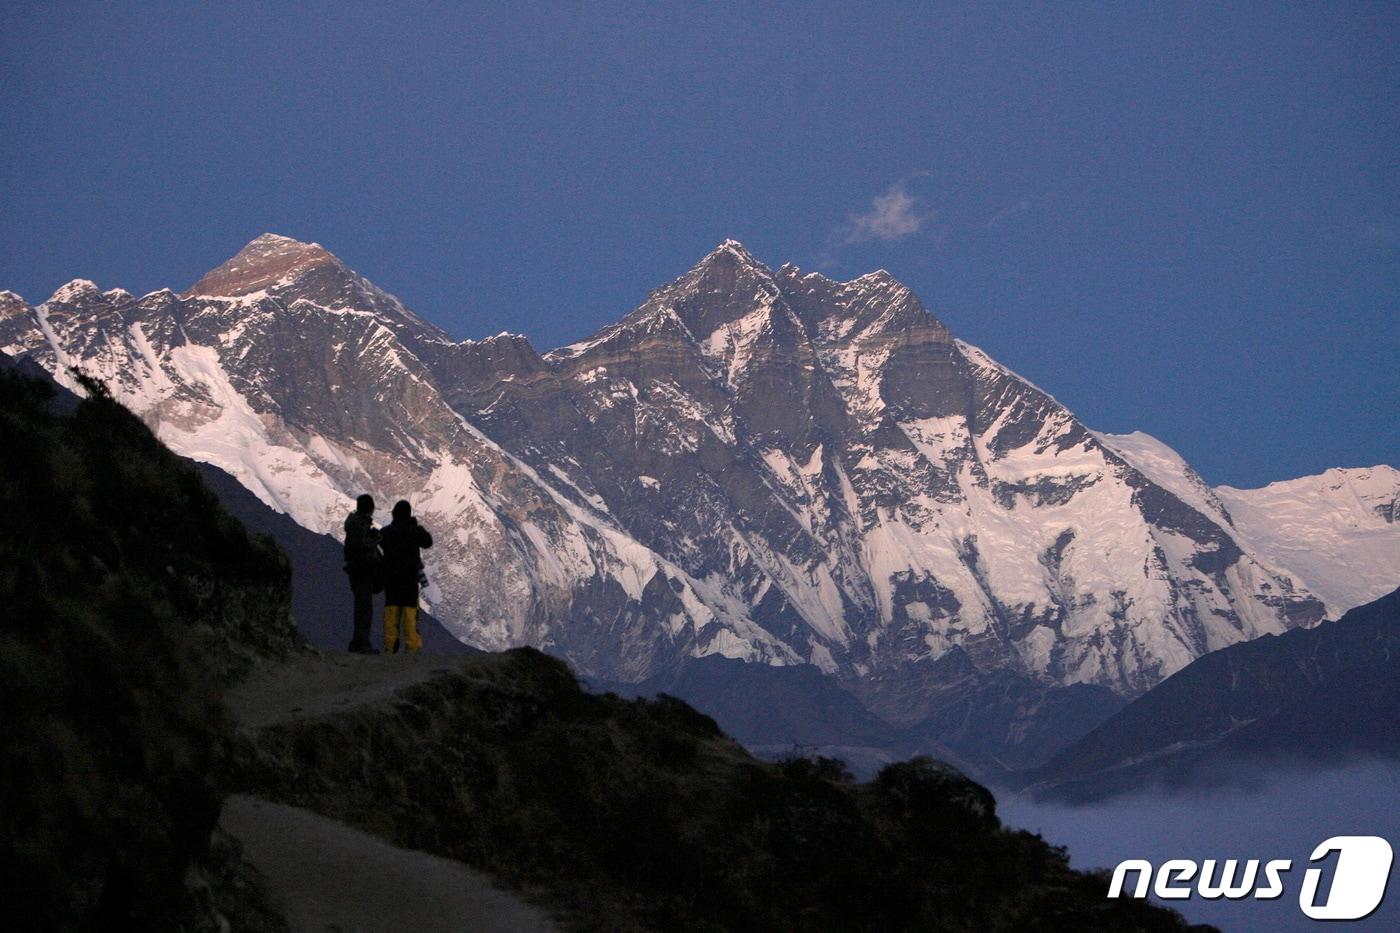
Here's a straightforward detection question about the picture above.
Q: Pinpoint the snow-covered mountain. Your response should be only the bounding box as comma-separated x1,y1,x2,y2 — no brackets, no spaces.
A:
1217,466,1400,615
4,235,1393,718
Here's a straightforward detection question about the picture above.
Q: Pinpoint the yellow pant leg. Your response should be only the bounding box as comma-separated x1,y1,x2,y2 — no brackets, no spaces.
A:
403,606,422,654
384,605,401,654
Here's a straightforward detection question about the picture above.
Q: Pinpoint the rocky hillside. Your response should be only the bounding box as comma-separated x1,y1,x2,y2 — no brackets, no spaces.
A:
0,361,1208,932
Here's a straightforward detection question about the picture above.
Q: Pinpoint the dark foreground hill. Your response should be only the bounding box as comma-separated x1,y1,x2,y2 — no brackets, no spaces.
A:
234,646,1218,933
0,362,300,930
0,361,1208,931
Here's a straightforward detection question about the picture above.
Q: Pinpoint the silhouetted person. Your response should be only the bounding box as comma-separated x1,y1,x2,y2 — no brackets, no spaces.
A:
380,499,432,654
343,493,382,654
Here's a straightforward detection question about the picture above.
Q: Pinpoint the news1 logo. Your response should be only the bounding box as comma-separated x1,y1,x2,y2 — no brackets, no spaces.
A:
1108,836,1393,921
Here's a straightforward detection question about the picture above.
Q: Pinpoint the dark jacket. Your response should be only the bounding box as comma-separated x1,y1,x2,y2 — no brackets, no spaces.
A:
343,511,381,577
380,517,432,585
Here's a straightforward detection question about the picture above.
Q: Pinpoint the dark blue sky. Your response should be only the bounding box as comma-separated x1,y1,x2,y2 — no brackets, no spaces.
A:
3,3,1396,488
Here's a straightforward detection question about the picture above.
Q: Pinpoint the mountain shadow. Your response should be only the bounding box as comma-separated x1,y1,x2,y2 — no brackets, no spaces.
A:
604,652,1126,781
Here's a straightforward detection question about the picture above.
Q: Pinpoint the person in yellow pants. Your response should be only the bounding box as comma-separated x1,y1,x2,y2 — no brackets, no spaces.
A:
383,604,422,654
379,499,433,654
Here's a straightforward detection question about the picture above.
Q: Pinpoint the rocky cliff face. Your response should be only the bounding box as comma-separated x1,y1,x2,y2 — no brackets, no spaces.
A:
7,236,1389,711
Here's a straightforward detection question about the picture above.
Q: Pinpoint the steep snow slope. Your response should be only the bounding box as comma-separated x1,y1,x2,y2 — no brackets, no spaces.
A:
1094,430,1233,527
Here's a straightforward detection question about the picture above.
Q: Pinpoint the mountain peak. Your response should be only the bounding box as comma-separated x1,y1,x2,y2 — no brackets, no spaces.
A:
45,279,101,305
692,238,769,274
185,233,342,298
674,239,777,292
0,290,30,320
250,231,309,247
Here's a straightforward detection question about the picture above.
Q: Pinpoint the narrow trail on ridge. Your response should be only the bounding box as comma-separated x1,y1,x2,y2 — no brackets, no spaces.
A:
221,650,556,933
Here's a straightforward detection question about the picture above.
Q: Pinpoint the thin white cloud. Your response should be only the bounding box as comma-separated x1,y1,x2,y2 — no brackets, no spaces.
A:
985,191,1058,229
843,182,929,244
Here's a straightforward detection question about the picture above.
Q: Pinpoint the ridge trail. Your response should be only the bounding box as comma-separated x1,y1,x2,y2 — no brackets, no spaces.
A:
221,651,555,932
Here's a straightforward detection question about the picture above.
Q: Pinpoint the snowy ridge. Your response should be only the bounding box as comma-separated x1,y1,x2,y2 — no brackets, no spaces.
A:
1102,433,1400,616
1095,430,1232,526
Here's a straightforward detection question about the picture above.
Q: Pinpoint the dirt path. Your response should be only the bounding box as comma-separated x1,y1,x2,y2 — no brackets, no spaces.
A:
222,795,555,933
223,650,556,932
228,649,498,730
